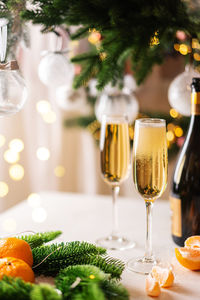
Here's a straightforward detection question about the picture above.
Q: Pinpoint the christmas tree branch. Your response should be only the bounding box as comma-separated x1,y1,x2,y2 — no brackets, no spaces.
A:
55,265,129,300
32,242,124,278
19,231,62,249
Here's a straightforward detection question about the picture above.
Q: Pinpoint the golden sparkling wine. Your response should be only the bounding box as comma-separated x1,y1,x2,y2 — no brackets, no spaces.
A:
133,125,168,201
100,122,130,185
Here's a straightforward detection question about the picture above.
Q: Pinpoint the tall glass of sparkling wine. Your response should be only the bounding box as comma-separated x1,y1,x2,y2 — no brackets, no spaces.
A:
97,114,135,250
127,118,168,274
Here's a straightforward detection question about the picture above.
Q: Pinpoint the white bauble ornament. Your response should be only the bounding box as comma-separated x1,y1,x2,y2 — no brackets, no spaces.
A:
168,66,200,116
95,91,139,123
56,86,91,114
123,74,137,93
38,51,75,88
0,18,27,116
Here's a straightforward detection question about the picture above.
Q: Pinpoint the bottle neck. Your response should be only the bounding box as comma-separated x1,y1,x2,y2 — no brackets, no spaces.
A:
191,92,200,116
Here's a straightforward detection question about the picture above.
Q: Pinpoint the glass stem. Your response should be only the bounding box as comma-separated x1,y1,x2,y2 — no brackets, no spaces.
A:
111,185,120,237
144,201,154,260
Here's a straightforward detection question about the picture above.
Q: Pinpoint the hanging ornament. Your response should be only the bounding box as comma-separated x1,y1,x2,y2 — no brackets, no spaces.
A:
0,18,27,116
93,75,139,123
38,27,75,88
168,65,200,116
56,86,91,114
38,51,74,88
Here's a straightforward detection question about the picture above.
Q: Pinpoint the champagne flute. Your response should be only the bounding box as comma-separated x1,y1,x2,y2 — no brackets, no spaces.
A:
96,114,135,250
127,118,168,274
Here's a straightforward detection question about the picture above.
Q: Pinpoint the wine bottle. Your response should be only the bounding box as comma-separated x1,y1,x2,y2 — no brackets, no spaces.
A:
170,77,200,246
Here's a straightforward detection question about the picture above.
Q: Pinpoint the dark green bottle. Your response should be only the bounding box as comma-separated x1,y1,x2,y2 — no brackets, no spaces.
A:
170,77,200,246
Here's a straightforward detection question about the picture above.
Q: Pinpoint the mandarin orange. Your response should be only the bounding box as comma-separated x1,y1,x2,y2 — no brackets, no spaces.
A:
151,266,174,288
175,247,200,270
145,274,161,297
0,257,34,282
184,236,200,249
0,237,33,267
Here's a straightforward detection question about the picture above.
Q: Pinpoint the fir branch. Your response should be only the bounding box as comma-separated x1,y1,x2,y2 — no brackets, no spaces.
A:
0,277,62,300
64,115,96,128
0,276,32,300
30,284,62,300
32,242,106,275
32,242,124,278
56,265,129,300
20,231,62,249
56,265,106,300
101,279,129,300
70,26,90,40
71,51,99,63
73,57,99,89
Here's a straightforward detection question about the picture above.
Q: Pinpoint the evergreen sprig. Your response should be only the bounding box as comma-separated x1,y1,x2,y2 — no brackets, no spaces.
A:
20,231,62,249
0,277,62,300
16,0,200,89
32,242,124,278
55,265,129,300
0,276,32,300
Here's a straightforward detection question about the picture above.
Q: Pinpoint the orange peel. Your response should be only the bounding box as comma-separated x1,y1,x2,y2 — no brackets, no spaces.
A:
184,236,200,249
175,247,200,270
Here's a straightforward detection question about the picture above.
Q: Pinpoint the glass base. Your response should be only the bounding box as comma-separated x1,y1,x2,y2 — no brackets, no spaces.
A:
96,235,135,251
127,256,158,275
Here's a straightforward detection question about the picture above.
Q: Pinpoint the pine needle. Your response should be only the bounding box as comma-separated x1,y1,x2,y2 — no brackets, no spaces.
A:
32,242,124,278
20,231,62,249
0,276,32,300
55,265,129,300
30,284,62,300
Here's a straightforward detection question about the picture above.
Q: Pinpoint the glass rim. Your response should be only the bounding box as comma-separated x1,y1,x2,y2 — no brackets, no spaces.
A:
101,114,129,122
135,118,166,126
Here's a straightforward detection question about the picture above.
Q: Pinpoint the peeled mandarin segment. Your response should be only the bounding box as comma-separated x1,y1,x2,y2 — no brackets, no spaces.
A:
0,257,35,283
151,266,174,288
146,274,161,297
175,247,200,270
184,236,200,249
0,237,33,267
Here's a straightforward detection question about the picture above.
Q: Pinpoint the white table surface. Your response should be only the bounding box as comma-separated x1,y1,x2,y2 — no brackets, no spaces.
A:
0,191,199,299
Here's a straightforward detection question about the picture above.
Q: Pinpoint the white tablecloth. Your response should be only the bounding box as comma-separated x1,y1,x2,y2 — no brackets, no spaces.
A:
0,191,199,299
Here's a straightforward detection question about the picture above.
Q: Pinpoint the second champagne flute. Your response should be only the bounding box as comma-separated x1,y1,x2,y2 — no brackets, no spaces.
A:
96,114,135,250
127,118,168,274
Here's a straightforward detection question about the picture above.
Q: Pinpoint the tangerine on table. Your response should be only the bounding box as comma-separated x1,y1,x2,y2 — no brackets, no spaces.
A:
0,257,34,283
145,274,161,297
151,266,174,288
184,236,200,249
0,237,33,267
175,247,200,270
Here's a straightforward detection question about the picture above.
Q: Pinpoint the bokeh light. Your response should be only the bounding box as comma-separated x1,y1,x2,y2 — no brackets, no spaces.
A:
0,135,6,148
4,149,20,164
36,100,51,115
32,207,47,223
36,147,50,161
167,123,175,131
9,139,24,152
54,165,66,177
175,127,183,137
170,108,179,118
27,193,41,208
167,131,175,142
0,181,9,197
9,164,24,181
174,43,180,51
2,218,16,232
194,53,200,61
179,44,188,55
43,111,57,124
